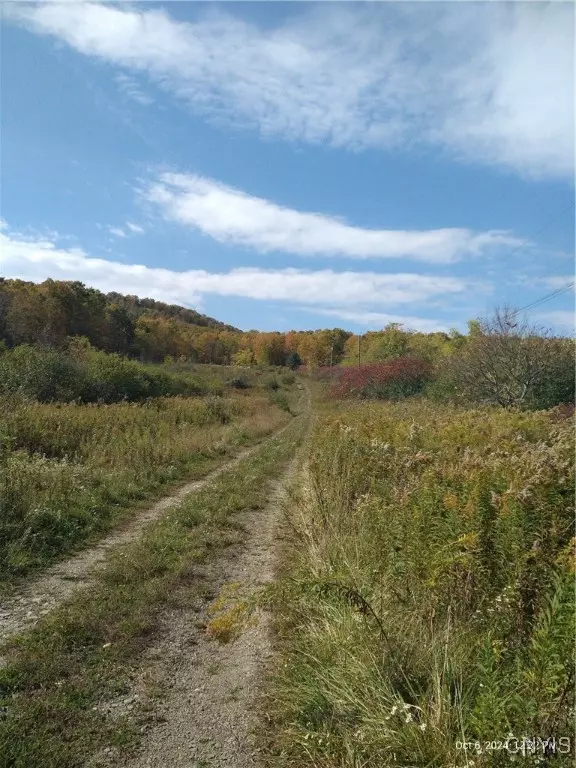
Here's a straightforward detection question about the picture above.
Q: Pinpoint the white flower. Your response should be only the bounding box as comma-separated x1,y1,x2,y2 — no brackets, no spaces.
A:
419,723,427,731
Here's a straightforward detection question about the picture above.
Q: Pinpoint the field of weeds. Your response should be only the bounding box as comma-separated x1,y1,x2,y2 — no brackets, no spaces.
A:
0,409,308,768
0,372,295,578
269,399,574,767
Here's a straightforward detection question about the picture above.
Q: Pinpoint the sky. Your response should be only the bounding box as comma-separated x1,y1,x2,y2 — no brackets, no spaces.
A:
1,0,574,335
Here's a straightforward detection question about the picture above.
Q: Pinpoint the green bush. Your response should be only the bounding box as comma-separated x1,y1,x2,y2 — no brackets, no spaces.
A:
228,376,251,390
263,376,280,391
0,343,205,404
0,345,85,402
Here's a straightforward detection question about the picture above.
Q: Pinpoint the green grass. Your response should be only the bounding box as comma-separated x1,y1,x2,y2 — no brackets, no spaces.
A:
0,411,308,768
0,386,292,580
265,399,575,767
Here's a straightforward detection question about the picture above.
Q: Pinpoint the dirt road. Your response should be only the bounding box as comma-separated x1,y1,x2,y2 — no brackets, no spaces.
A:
107,458,298,768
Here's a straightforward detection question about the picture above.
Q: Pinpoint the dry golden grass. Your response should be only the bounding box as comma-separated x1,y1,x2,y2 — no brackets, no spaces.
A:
0,389,289,578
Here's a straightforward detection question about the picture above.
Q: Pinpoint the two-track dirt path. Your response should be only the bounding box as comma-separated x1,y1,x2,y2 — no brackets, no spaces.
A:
0,418,298,647
114,386,310,768
113,458,299,768
2,383,310,767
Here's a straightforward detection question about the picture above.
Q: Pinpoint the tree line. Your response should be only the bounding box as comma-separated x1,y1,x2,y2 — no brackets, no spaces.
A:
0,279,573,410
0,279,466,367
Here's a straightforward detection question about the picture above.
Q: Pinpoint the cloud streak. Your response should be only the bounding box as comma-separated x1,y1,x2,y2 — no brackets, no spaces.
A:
108,221,145,238
1,228,472,313
5,2,573,178
311,308,451,333
144,172,521,263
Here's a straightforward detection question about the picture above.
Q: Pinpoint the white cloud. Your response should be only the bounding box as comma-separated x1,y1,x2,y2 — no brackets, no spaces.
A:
125,221,145,235
144,172,521,263
107,222,145,237
108,226,127,238
535,310,575,333
5,2,573,178
533,276,575,290
114,73,154,106
0,228,472,312
311,308,451,334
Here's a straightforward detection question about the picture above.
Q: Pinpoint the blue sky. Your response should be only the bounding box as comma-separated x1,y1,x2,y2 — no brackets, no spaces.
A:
1,1,574,334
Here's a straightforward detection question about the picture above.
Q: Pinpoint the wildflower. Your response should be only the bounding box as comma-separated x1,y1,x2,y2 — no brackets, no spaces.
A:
405,712,413,723
390,705,398,716
419,723,427,731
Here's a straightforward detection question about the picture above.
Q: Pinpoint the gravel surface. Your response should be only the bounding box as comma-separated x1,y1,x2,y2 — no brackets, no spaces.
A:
111,460,298,768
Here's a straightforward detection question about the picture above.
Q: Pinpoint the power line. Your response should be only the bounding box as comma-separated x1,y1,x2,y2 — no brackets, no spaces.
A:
513,281,575,316
501,200,575,262
494,199,575,318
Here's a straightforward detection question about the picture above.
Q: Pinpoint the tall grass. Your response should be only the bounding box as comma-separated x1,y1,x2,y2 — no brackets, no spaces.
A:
0,414,308,768
0,390,289,577
268,401,574,766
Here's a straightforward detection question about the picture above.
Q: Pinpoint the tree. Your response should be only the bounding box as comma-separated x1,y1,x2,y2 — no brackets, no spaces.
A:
233,348,255,366
366,323,409,361
447,307,573,409
285,351,302,369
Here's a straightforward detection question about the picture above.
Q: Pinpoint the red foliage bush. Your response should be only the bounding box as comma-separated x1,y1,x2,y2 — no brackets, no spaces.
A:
330,358,432,400
548,403,575,421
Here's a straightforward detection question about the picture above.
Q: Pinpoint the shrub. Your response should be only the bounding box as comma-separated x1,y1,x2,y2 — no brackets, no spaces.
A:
228,376,251,390
0,345,85,402
0,342,205,404
263,376,280,391
285,351,302,370
438,309,575,410
331,358,431,400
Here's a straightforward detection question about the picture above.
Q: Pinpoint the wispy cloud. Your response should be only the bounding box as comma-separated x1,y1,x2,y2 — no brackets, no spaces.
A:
114,73,153,106
1,228,473,313
535,310,575,333
311,308,451,334
125,221,145,235
144,172,521,263
108,222,145,238
108,226,127,238
531,276,575,290
5,2,573,178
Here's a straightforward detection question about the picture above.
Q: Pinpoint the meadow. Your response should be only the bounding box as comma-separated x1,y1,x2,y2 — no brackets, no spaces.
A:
268,397,574,767
0,364,295,579
0,412,308,768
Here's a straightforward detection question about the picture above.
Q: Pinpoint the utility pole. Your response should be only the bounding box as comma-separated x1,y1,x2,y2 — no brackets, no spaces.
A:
357,333,361,368
330,345,333,368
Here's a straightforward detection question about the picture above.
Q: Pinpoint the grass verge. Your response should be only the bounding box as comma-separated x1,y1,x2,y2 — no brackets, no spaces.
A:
0,411,307,768
264,399,574,768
